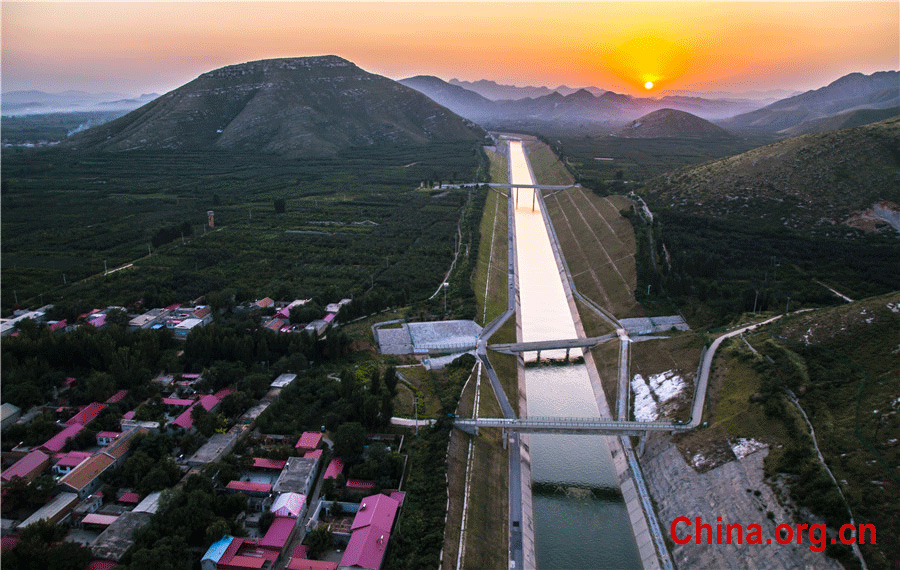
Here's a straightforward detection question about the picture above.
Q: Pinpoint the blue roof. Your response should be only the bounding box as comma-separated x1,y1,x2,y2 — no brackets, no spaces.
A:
201,535,234,563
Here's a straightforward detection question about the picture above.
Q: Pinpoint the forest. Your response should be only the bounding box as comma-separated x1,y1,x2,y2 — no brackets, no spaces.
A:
1,141,488,315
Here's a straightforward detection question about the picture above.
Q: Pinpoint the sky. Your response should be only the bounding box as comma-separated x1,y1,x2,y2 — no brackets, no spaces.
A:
2,1,898,97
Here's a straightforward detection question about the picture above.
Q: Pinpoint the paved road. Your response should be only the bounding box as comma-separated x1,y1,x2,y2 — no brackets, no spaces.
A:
688,315,782,428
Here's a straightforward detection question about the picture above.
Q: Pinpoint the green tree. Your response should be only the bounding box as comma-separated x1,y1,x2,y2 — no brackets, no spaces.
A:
306,525,334,559
333,422,366,464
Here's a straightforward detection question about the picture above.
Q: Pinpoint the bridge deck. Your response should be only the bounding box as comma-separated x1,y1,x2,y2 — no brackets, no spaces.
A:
455,416,688,436
489,183,578,190
488,334,616,354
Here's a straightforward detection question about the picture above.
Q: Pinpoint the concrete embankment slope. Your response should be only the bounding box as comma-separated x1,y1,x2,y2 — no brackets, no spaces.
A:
533,187,663,570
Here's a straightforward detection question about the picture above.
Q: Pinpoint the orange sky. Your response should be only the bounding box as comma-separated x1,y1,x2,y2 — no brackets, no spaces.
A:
2,2,897,96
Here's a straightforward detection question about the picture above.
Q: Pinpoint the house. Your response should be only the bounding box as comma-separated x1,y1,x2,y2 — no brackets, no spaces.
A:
2,450,51,484
253,298,275,310
171,394,220,430
39,423,85,453
96,432,121,446
253,458,287,471
323,458,344,480
303,449,323,461
258,516,296,552
91,510,153,562
65,402,107,426
270,374,297,389
304,320,328,337
272,457,318,496
128,308,170,330
338,494,400,570
294,432,322,454
53,450,93,476
209,536,279,570
173,318,204,339
104,390,128,404
58,428,144,498
16,492,80,532
203,536,237,570
1,403,22,431
270,493,306,519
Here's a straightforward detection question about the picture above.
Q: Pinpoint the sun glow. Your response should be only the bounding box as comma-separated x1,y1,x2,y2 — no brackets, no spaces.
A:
603,35,691,93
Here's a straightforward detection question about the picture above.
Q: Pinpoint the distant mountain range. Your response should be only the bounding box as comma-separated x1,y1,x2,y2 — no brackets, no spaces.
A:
66,56,485,157
1,90,159,115
725,71,899,133
447,78,605,100
611,109,733,139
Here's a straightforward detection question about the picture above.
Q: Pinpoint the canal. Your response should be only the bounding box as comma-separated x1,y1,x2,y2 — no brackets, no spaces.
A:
509,140,642,569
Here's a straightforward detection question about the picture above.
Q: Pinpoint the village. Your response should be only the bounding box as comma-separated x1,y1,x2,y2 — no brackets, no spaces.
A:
1,296,414,570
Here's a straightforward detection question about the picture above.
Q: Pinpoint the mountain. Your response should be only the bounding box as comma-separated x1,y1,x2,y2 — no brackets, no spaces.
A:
725,71,900,133
778,106,900,137
1,90,158,115
611,109,733,138
66,56,485,157
642,117,900,230
399,75,496,122
447,78,603,101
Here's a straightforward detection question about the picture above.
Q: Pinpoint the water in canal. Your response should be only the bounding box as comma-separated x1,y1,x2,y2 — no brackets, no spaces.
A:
509,140,641,569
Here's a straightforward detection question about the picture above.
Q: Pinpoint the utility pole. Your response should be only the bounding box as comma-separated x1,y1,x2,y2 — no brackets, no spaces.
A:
104,260,108,274
414,396,419,437
786,297,791,314
63,274,66,285
753,290,759,314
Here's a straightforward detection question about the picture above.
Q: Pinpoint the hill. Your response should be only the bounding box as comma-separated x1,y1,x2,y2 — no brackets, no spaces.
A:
66,56,485,157
399,75,496,122
779,106,900,137
611,109,733,139
726,71,899,133
642,117,900,231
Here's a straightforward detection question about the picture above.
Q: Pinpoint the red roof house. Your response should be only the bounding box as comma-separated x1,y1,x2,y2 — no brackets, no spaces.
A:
258,516,295,551
1,450,50,483
39,423,85,453
253,458,286,470
65,402,107,426
323,458,344,480
105,389,128,404
294,432,322,452
303,449,323,461
225,481,272,495
339,493,400,570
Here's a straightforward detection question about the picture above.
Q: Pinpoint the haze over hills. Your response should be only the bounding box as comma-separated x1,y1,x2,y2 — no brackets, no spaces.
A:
642,117,900,231
725,71,900,133
1,90,159,115
611,109,733,139
399,75,497,123
66,56,486,157
447,78,605,100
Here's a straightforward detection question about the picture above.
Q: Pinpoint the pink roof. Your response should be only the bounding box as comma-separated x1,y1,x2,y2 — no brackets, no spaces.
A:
346,479,376,490
253,457,286,470
118,492,141,503
303,449,323,461
89,314,107,327
199,394,219,410
389,491,406,507
259,516,295,550
105,389,128,404
97,431,121,439
87,560,118,570
255,297,274,308
49,319,68,332
2,450,49,482
39,423,84,453
292,544,309,559
1,536,20,551
165,303,181,311
288,560,338,570
323,313,336,323
226,481,272,494
295,431,322,450
214,387,236,400
224,556,267,570
65,402,107,426
65,377,78,387
181,373,201,380
270,493,305,518
351,494,399,532
171,395,218,429
82,513,119,526
122,410,136,420
340,523,391,570
54,450,93,468
323,458,344,480
162,397,194,407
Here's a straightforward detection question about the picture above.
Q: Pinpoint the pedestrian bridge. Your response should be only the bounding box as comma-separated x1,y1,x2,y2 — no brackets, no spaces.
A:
488,183,578,191
487,334,617,357
454,416,690,436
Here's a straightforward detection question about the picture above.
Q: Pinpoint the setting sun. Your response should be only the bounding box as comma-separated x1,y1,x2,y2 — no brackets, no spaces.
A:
603,35,691,93
645,81,654,90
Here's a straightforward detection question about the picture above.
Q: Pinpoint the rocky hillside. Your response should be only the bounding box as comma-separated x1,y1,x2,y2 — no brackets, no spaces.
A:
641,117,900,232
726,71,899,133
611,108,733,138
67,56,485,157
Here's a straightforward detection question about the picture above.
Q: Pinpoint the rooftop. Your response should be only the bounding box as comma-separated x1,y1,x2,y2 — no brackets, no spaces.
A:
273,457,318,495
104,390,129,404
187,431,240,465
253,457,286,470
339,522,391,570
59,454,115,492
39,423,85,453
1,450,49,482
226,480,272,494
351,493,399,532
323,458,344,480
259,516,295,550
270,374,297,389
66,402,107,426
270,492,306,518
16,492,79,531
91,510,153,562
295,431,322,450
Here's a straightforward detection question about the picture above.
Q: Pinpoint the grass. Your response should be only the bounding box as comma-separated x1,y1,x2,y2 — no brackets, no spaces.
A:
394,366,444,419
523,140,575,186
471,188,510,326
485,147,509,185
